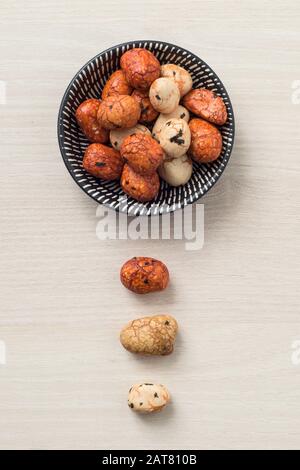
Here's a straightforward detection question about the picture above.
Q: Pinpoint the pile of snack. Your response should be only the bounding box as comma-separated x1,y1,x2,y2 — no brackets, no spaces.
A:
75,48,228,203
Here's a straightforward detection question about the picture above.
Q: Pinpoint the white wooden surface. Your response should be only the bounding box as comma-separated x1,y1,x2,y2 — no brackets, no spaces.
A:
1,0,300,450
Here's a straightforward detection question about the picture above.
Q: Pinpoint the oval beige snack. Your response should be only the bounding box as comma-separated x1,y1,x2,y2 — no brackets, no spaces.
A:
158,118,191,158
149,77,180,114
120,256,169,294
152,105,190,140
120,314,178,355
110,124,151,151
159,154,193,187
128,383,170,413
160,63,193,97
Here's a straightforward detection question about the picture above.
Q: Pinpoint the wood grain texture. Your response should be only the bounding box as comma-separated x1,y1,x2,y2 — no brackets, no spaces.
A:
1,0,300,450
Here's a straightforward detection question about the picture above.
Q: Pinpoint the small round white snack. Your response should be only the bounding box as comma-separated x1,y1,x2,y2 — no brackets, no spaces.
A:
128,383,170,413
109,124,151,150
158,118,191,158
152,105,190,140
149,77,180,114
161,64,193,97
159,154,193,186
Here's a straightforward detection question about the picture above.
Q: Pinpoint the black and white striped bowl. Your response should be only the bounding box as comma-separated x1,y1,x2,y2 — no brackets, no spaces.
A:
58,40,235,216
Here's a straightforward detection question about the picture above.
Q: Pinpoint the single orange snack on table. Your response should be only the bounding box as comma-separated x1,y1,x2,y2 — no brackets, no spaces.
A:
101,69,132,99
97,95,141,130
120,133,164,176
83,143,123,180
183,88,227,126
120,164,160,202
75,99,109,143
189,118,222,163
120,48,160,90
120,256,169,294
